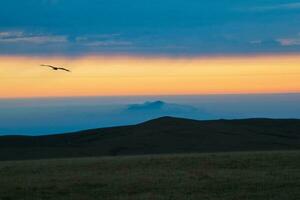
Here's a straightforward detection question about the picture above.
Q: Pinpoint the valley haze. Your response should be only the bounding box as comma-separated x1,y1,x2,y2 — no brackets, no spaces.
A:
1,93,300,135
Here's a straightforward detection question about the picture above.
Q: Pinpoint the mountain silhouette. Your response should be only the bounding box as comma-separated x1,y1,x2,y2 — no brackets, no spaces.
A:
0,116,299,161
127,100,165,110
126,101,197,112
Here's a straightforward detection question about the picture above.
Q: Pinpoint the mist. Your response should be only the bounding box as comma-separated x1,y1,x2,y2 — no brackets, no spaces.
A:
1,93,300,135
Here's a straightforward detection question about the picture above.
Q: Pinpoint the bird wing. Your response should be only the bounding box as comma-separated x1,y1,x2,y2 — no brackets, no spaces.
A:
41,64,55,69
58,67,71,72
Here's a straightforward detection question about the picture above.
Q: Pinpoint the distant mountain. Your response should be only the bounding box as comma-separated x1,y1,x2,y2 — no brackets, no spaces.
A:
123,101,209,122
127,100,166,111
0,101,210,135
2,94,300,135
0,116,299,161
127,100,197,112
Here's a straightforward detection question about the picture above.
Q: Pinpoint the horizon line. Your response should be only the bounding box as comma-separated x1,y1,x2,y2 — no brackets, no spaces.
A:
1,92,300,101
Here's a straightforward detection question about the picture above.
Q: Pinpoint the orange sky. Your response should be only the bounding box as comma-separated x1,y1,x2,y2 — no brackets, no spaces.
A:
1,54,300,98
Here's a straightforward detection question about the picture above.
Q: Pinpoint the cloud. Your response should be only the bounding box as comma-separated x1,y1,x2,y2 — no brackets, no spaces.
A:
75,34,121,42
276,34,300,46
1,1,300,56
0,31,23,37
0,36,67,44
0,31,67,44
74,34,132,47
83,41,132,47
248,38,296,48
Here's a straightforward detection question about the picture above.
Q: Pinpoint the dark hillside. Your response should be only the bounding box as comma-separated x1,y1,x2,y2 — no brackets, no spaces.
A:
0,117,299,160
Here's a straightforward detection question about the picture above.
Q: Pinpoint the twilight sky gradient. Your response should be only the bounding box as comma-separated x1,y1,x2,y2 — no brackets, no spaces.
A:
1,0,300,98
1,54,300,98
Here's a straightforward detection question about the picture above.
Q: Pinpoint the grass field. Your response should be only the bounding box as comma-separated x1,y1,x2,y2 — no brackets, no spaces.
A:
0,151,299,200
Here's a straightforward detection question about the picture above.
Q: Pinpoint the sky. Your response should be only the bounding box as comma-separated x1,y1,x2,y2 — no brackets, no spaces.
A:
0,0,300,98
1,1,300,134
1,0,300,56
1,54,300,98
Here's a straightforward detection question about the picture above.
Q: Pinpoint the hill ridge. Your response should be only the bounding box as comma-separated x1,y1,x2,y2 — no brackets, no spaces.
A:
0,117,300,161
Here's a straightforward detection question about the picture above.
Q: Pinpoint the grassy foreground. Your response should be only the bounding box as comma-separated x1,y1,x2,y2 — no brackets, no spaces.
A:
0,151,299,200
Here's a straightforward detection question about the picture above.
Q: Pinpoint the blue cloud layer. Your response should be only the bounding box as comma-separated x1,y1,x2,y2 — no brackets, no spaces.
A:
1,0,300,56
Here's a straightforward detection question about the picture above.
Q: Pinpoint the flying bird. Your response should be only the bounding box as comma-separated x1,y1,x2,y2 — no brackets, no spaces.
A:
41,64,71,72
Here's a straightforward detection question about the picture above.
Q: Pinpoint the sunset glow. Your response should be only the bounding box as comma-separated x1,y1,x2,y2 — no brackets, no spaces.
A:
1,54,300,98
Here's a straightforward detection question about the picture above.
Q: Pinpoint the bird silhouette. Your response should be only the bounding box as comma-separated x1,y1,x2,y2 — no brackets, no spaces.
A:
41,64,71,72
